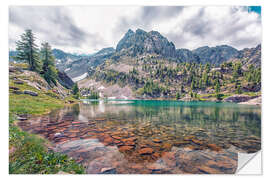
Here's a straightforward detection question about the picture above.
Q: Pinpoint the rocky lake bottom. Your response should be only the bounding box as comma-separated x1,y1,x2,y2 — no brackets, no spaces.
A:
17,100,261,174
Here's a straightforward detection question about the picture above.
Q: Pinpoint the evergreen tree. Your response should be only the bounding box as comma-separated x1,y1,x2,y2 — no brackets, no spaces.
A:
199,79,203,89
72,83,79,97
236,85,242,94
180,85,184,93
202,72,209,86
176,92,180,100
191,79,195,90
189,91,193,98
205,63,210,73
215,79,220,94
40,42,57,85
232,62,242,79
15,29,40,71
215,79,222,100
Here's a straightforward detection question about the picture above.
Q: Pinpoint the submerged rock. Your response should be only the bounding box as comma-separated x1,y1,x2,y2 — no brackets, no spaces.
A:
119,145,134,152
100,167,117,174
197,166,222,174
139,148,154,155
191,139,204,145
153,139,162,143
173,140,190,147
54,132,63,138
207,144,221,151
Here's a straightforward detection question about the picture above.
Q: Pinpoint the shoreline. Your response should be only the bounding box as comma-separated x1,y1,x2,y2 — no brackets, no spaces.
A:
81,95,262,106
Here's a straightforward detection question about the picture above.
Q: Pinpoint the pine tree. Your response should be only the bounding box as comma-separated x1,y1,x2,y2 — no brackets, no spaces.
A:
180,85,184,93
40,42,57,85
176,92,180,100
215,79,220,94
236,85,242,94
202,72,209,86
191,79,195,90
199,79,203,89
214,79,222,100
72,83,79,99
15,29,40,71
205,63,210,73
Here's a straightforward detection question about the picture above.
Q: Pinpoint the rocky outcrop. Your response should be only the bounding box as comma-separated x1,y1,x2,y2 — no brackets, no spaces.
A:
9,66,70,98
222,95,256,103
57,71,74,89
230,44,261,70
238,96,261,105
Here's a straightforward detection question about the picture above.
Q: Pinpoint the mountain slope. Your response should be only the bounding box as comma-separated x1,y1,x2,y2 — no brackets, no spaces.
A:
192,45,239,65
63,47,116,80
9,29,261,84
233,44,261,69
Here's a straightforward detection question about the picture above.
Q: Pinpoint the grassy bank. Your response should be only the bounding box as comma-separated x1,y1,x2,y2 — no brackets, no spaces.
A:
9,69,84,174
9,115,84,174
9,76,66,115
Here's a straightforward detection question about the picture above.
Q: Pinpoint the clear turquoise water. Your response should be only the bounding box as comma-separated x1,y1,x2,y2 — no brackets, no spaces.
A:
81,99,261,142
19,100,261,174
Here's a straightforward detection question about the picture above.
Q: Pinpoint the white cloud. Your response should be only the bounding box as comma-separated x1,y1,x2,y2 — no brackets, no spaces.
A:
9,6,261,53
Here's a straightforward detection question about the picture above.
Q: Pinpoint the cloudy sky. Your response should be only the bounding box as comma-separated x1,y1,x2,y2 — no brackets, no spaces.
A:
9,6,261,54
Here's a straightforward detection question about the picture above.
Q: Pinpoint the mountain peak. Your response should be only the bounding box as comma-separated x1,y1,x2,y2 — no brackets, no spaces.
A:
135,28,147,34
126,29,134,35
116,28,176,57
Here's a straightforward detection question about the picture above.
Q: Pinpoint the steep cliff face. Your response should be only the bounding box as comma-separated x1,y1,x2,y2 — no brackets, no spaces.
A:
116,29,176,57
57,71,74,89
175,49,200,63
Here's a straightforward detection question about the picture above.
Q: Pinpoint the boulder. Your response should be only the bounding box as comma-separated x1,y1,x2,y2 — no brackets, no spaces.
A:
17,116,28,121
54,132,63,138
12,90,23,94
14,80,24,84
9,66,23,73
9,86,19,90
23,90,38,96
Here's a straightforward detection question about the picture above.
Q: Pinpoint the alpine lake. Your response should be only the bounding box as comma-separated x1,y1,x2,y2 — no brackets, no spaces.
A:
18,100,261,174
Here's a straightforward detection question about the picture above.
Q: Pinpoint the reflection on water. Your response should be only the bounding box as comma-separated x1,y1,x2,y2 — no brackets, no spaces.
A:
18,100,261,174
